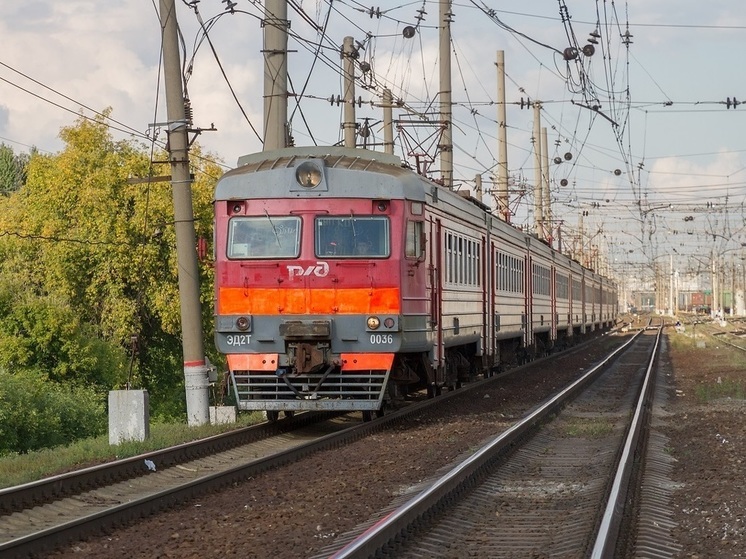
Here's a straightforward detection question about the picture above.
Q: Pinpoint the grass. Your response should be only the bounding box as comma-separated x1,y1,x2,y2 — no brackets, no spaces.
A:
694,379,746,403
563,417,615,438
666,323,746,404
0,412,264,489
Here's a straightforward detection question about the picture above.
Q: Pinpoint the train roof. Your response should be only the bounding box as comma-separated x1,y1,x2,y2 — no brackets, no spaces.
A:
216,147,428,202
235,146,403,168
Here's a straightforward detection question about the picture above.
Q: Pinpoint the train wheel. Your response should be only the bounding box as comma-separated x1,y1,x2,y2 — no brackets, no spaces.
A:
427,383,443,397
266,410,280,422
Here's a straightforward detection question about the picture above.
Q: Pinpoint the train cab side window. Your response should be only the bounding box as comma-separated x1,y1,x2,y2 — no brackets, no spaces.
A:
405,220,424,259
315,216,390,258
227,216,300,259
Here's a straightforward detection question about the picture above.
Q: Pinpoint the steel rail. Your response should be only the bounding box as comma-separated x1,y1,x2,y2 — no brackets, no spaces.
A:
590,323,662,557
328,328,645,559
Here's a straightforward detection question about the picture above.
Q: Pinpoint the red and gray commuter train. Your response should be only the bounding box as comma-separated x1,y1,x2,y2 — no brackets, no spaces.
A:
214,146,618,419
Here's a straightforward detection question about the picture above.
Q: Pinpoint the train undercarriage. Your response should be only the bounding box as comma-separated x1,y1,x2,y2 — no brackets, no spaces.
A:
227,323,610,421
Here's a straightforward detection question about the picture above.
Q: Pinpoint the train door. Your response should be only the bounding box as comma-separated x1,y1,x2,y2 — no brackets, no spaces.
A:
551,264,557,343
568,270,574,340
481,232,490,372
524,250,532,352
580,270,588,334
490,240,498,372
428,217,445,386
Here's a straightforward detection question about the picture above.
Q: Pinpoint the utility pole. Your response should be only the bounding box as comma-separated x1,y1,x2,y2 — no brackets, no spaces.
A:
541,126,551,244
670,254,675,316
263,0,289,150
159,0,210,426
495,50,510,222
342,36,357,149
533,102,543,237
382,88,394,155
439,0,453,188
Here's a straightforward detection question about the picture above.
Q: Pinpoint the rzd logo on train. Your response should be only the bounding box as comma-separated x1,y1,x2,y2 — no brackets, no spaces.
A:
286,262,330,280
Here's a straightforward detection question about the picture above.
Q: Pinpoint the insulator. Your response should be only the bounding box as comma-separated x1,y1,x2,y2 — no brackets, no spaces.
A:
403,26,416,39
582,44,595,57
564,152,573,161
184,100,194,125
560,178,568,187
563,47,578,61
554,157,562,164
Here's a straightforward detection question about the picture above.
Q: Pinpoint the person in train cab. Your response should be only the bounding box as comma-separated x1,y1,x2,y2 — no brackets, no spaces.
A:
324,226,352,255
354,237,373,255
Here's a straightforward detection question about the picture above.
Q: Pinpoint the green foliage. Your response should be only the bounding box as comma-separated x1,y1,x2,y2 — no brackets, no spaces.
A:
0,271,127,387
0,369,106,455
0,110,223,422
0,143,29,195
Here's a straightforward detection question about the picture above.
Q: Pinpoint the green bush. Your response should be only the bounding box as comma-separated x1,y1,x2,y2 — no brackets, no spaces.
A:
0,369,106,455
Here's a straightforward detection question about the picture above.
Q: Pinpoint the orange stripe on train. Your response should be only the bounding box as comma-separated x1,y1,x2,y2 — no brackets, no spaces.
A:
218,287,401,314
340,353,394,371
226,353,394,372
227,354,278,371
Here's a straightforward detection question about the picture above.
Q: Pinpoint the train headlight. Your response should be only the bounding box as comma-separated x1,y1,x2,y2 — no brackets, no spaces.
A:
235,316,251,331
295,161,323,188
383,317,395,329
366,316,381,330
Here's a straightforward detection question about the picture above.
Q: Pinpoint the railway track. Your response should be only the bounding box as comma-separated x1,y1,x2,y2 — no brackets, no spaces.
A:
318,323,672,558
0,412,359,558
0,331,635,558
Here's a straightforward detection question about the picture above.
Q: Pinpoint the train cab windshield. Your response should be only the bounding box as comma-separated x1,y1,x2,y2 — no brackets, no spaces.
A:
227,216,300,259
315,216,389,258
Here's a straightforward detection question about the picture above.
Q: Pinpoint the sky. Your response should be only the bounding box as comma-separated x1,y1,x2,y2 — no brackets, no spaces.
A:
2,1,746,292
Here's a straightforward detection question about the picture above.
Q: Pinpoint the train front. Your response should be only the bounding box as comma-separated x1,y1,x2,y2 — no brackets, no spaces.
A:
214,148,412,419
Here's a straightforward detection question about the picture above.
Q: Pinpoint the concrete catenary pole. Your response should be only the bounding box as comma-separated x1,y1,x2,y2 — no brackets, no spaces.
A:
439,0,453,189
670,254,675,315
263,0,289,150
342,36,357,149
578,210,585,265
533,102,543,237
541,126,551,243
495,50,510,222
382,88,394,155
159,0,209,426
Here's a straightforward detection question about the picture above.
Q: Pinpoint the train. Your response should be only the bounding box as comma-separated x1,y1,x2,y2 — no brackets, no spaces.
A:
213,146,618,420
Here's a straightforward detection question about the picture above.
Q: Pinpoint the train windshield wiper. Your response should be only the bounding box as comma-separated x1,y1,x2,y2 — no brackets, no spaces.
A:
264,210,282,247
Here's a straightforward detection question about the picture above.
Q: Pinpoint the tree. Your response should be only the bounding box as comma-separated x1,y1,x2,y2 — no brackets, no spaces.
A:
0,143,30,195
0,110,223,419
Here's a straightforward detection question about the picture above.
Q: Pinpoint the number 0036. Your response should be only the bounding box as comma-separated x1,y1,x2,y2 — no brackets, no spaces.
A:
370,333,393,345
